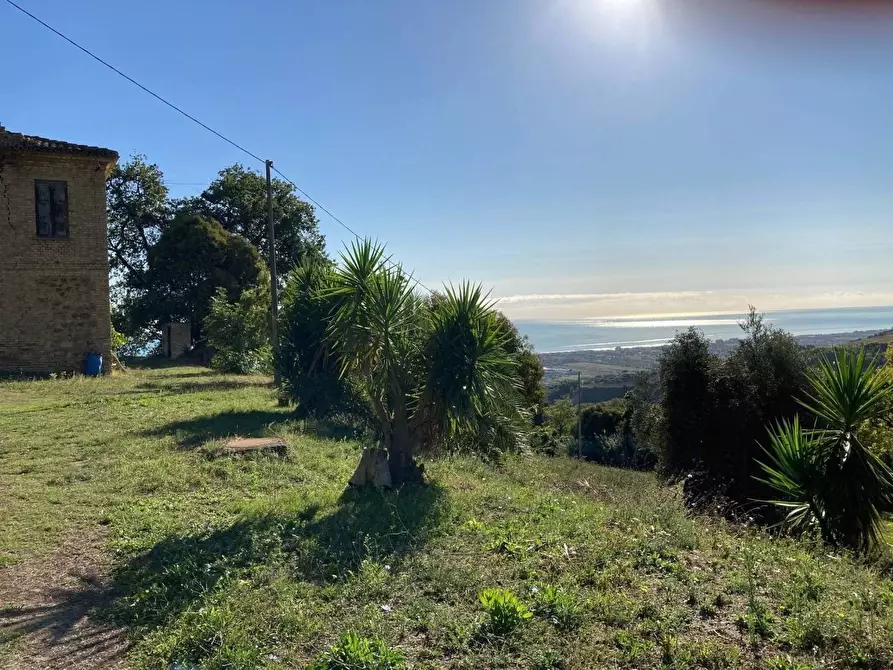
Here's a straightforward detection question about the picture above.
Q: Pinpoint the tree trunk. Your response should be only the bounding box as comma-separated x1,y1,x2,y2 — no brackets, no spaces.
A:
388,433,424,486
347,440,423,488
387,387,424,486
349,447,392,488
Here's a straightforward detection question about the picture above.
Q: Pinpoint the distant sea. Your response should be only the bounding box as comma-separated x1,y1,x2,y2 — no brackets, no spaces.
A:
514,306,893,353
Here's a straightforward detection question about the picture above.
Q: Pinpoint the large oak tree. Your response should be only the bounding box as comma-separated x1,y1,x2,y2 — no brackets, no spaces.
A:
178,164,326,275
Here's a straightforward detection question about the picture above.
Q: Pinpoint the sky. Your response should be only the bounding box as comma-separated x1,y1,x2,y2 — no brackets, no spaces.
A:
2,0,893,319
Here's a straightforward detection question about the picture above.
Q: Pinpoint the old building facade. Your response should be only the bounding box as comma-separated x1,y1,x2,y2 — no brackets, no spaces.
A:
0,125,118,374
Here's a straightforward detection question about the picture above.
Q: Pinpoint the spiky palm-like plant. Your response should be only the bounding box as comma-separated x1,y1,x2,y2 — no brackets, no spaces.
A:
325,240,525,485
759,348,893,550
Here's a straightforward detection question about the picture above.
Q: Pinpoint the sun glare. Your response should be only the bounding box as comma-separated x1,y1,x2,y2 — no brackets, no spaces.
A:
568,0,664,53
602,0,650,15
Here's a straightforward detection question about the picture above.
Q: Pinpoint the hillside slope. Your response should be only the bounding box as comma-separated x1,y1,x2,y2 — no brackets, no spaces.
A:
1,367,891,669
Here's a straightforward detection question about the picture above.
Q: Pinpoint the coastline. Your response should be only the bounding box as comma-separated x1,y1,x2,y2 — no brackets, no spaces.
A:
539,328,887,355
538,327,892,403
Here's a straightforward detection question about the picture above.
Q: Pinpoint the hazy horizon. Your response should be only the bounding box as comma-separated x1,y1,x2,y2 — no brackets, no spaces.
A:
495,291,893,321
511,304,893,353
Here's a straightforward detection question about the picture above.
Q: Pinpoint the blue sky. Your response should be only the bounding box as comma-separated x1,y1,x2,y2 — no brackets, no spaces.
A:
3,0,893,318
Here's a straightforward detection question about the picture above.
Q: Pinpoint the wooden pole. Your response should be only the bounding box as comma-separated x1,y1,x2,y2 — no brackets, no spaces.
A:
265,160,281,393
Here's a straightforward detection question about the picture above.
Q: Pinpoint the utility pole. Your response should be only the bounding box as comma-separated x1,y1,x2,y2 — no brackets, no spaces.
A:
265,160,281,394
577,370,582,459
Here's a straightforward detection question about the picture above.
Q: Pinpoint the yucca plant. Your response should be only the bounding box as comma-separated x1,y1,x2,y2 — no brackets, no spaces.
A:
758,348,893,550
324,239,526,485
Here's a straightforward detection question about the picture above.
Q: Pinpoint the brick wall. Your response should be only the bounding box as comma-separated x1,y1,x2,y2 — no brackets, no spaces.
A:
0,151,113,374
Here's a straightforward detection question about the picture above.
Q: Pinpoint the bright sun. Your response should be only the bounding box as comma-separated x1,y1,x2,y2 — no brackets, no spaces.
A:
570,0,663,52
602,0,649,13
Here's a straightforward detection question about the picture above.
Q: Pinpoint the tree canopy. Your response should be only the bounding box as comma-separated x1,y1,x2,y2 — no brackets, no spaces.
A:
108,156,326,349
106,155,171,302
177,164,326,275
131,214,265,343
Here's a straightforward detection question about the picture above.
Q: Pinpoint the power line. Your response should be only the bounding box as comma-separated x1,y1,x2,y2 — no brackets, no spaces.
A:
2,0,265,164
271,166,364,241
270,166,435,293
4,0,434,292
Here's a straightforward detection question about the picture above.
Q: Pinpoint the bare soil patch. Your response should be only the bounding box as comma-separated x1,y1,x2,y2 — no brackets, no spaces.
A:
0,530,127,669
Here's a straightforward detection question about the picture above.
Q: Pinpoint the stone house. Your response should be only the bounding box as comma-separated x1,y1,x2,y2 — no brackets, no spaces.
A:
0,125,118,374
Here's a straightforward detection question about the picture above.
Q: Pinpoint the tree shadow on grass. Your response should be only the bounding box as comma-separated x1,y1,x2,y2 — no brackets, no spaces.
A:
0,486,446,663
134,379,273,395
0,574,128,666
142,409,294,449
99,484,447,632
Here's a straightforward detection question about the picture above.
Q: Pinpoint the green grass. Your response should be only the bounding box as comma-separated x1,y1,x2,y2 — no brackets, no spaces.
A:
2,366,893,668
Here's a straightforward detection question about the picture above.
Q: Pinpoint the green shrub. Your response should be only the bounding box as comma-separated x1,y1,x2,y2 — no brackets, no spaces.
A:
580,400,626,440
278,255,363,418
543,398,577,438
529,425,574,457
478,587,532,637
659,309,808,503
204,271,271,374
580,431,658,470
496,312,545,413
307,632,404,670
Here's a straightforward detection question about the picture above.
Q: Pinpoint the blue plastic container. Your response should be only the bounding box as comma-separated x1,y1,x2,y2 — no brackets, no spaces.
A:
85,353,103,377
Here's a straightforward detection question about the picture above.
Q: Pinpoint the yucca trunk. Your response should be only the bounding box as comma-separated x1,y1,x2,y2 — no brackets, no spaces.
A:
388,394,423,486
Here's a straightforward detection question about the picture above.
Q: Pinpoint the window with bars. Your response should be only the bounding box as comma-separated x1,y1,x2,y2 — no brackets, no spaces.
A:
34,180,69,238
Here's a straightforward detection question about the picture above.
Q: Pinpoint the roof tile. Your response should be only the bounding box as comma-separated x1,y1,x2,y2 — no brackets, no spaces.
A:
0,125,118,160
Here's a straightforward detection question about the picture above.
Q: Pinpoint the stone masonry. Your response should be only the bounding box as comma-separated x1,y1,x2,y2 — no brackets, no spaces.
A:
0,126,118,374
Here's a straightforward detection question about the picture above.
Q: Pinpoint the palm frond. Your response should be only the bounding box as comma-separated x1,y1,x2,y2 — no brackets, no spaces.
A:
422,282,522,441
755,415,826,537
759,347,893,550
800,348,893,436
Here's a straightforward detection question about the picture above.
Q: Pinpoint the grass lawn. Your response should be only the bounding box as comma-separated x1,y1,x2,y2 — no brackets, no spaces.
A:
1,366,892,669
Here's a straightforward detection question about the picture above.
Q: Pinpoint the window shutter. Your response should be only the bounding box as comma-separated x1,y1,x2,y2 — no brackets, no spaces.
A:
35,182,52,237
51,182,69,237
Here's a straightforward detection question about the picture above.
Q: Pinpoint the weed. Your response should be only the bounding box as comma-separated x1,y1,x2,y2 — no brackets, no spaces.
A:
307,632,404,670
738,544,774,643
634,543,681,574
636,601,660,621
846,644,872,667
659,634,688,666
614,630,651,663
591,592,635,627
531,649,566,670
693,641,741,669
533,585,584,631
736,604,773,642
442,621,473,653
791,567,825,603
478,588,532,637
765,656,812,670
699,601,717,619
781,610,827,651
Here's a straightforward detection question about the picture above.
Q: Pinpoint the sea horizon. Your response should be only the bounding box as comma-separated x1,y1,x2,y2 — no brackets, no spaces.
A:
514,305,893,354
